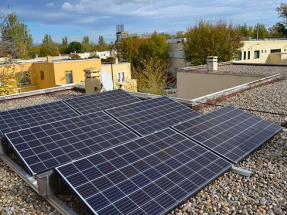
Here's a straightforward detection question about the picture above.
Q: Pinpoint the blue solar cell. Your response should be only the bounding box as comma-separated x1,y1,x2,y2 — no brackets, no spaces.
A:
5,111,139,175
64,89,141,114
0,101,79,137
172,105,282,163
106,96,200,136
56,128,232,215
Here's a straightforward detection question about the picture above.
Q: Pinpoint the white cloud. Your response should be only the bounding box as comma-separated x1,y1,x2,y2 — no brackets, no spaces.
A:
61,2,87,14
46,3,55,8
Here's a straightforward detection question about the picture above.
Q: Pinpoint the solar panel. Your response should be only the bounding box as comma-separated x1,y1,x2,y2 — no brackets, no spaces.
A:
4,111,139,175
172,105,282,163
63,89,141,115
0,101,79,138
56,128,232,215
105,96,200,136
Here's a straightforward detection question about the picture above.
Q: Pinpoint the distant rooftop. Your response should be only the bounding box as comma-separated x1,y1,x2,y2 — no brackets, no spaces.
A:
180,62,287,77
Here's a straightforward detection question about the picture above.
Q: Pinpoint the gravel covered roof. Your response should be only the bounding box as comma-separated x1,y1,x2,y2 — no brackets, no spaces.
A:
0,70,287,214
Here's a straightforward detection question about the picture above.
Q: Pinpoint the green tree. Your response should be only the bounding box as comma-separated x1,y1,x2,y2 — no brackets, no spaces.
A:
118,31,169,94
118,36,144,65
81,36,94,52
59,36,69,54
276,3,287,24
96,36,108,51
0,9,32,95
39,34,60,56
2,13,33,59
253,23,270,39
269,23,287,37
42,34,53,43
68,41,82,53
183,19,243,65
238,23,253,37
133,56,169,95
140,31,168,60
270,4,287,37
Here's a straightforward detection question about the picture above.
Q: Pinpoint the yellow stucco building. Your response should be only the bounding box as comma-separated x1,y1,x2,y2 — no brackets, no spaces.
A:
234,39,287,64
0,57,137,94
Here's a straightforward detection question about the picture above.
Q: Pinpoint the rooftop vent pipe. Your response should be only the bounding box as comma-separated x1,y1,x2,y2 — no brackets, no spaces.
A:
207,56,218,71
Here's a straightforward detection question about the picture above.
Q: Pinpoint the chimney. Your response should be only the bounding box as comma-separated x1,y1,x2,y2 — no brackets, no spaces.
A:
84,68,101,95
47,56,52,63
207,56,218,71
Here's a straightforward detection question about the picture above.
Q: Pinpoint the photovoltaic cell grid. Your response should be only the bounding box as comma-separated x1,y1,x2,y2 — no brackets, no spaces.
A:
56,128,232,215
63,89,141,115
5,111,139,175
106,96,200,136
0,101,79,137
172,105,282,163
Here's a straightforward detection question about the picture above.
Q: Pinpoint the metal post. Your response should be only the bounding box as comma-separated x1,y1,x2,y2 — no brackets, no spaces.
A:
110,43,116,86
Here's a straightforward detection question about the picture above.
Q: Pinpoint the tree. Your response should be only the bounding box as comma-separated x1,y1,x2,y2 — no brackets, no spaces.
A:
96,36,108,51
271,4,287,37
0,8,30,95
68,41,82,53
276,3,287,24
183,19,243,65
59,36,69,54
118,31,169,94
269,23,287,37
42,34,53,44
2,13,33,59
39,34,59,56
140,31,168,60
252,23,270,39
238,23,253,37
81,36,94,52
133,56,169,95
118,35,144,65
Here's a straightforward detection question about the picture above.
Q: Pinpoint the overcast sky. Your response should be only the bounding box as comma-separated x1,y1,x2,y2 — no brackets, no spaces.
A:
1,0,284,44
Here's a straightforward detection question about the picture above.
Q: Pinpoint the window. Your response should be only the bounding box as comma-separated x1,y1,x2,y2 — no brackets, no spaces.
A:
254,50,260,59
66,71,73,84
117,72,125,82
235,52,242,61
17,72,31,85
243,51,246,60
271,49,281,53
248,51,250,60
40,71,44,80
173,51,185,58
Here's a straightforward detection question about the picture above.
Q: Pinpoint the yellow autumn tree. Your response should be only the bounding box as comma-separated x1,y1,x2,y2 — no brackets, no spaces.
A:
0,9,30,95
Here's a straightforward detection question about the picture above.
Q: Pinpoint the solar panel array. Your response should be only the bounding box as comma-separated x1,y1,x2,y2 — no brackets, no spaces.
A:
3,88,282,215
172,105,282,163
5,111,139,175
56,128,232,215
0,101,79,137
106,96,200,136
64,89,141,115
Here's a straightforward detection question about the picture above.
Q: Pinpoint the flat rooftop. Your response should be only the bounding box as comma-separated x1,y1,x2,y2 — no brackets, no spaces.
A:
0,70,286,214
180,62,287,77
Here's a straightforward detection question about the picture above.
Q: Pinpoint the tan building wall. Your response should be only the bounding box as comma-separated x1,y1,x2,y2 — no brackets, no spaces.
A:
177,72,262,100
167,38,191,74
53,59,101,85
1,58,136,95
101,62,137,92
235,40,287,64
